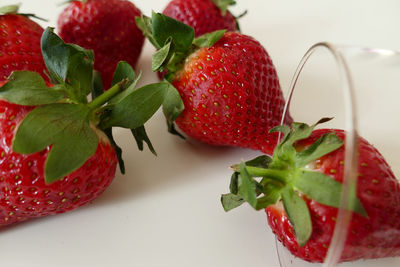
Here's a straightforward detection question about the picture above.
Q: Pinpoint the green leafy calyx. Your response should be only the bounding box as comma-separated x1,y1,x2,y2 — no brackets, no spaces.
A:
210,0,246,32
0,28,170,183
221,119,367,247
136,12,226,81
136,13,225,137
211,0,236,15
137,11,216,80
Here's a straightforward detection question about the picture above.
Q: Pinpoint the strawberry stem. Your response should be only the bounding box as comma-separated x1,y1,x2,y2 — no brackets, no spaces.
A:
87,79,129,110
232,165,289,183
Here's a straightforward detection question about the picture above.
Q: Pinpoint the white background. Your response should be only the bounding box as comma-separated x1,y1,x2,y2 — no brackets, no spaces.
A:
1,0,399,266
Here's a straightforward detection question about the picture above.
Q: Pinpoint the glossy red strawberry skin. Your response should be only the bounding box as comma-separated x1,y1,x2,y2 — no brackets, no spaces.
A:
0,14,47,81
58,0,144,89
266,129,400,262
172,32,291,155
0,99,117,227
163,0,237,37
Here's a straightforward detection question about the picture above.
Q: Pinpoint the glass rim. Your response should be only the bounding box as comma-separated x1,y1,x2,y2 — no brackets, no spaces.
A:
279,42,359,266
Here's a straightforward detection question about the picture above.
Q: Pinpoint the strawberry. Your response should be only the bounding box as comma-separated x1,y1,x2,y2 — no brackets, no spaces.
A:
158,0,243,81
0,4,47,81
137,13,291,155
163,0,239,37
0,97,117,227
0,28,173,228
221,119,400,262
57,0,145,89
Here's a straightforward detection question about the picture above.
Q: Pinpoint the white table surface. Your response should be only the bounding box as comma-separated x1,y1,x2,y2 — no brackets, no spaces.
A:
1,0,399,266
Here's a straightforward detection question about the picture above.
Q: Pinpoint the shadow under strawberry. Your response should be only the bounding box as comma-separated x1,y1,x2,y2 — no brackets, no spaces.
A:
92,123,240,206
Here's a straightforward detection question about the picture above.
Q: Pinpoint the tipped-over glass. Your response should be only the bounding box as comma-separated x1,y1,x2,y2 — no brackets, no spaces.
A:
276,43,400,267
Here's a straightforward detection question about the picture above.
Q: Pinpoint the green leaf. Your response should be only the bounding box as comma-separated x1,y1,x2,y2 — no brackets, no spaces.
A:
112,61,136,87
108,73,141,106
347,181,368,217
237,162,258,208
18,13,48,22
269,124,290,136
224,160,283,212
294,170,342,208
288,123,316,145
294,169,367,216
269,125,292,162
270,119,336,170
167,121,186,139
102,82,168,129
296,133,343,167
0,71,65,105
41,27,94,102
136,15,161,49
231,165,288,184
316,117,334,125
13,103,98,183
211,0,236,15
255,190,280,210
193,30,226,48
104,128,125,174
271,123,315,168
152,12,195,52
245,155,272,168
162,82,185,138
229,172,239,194
221,193,245,212
281,118,332,147
162,82,184,124
234,10,247,32
152,40,172,71
91,70,104,100
162,52,188,79
254,178,283,210
0,4,20,14
281,187,312,247
131,126,157,156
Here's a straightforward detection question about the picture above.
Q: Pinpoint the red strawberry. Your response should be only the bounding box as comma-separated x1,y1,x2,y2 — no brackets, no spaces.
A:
0,5,47,81
156,0,240,80
222,119,400,262
0,97,117,227
172,32,291,154
57,0,145,89
0,28,167,228
163,0,238,37
137,13,292,155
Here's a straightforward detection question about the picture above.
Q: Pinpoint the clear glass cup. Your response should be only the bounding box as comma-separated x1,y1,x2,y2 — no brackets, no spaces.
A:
276,43,400,266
